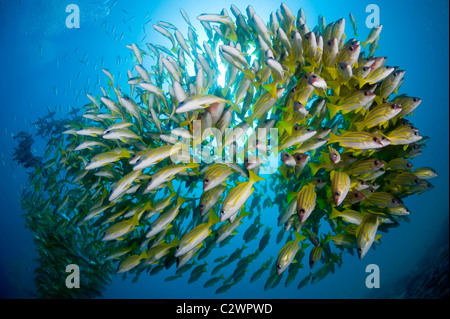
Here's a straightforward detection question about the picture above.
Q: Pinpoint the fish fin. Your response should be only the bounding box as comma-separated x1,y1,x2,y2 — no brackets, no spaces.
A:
327,103,340,119
374,95,383,105
294,231,307,242
354,121,364,132
248,169,265,183
243,69,256,81
361,40,368,49
309,162,322,177
328,81,341,96
262,82,278,99
329,206,342,219
328,131,339,145
278,120,292,136
325,67,338,80
356,77,368,89
207,209,220,226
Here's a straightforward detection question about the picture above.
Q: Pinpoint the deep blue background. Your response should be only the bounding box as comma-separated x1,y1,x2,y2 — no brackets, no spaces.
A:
0,0,448,298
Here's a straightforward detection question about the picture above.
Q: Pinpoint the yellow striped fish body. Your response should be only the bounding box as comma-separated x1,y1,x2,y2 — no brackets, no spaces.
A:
377,70,405,102
102,212,140,241
328,131,384,149
133,144,182,170
246,88,284,124
327,90,376,119
342,189,366,206
116,252,146,273
356,213,379,259
386,126,422,145
392,95,422,119
144,190,177,219
203,164,233,191
220,170,265,222
200,185,226,216
146,163,198,192
144,238,179,265
329,206,363,225
331,232,357,248
279,127,317,150
109,170,143,202
175,210,220,257
278,194,298,226
388,205,410,216
146,197,185,238
387,158,414,171
215,211,248,243
363,191,403,208
309,245,323,268
330,170,351,206
296,183,317,222
86,148,132,170
390,172,424,194
354,102,402,131
276,232,307,275
412,167,438,180
345,158,384,177
357,66,394,88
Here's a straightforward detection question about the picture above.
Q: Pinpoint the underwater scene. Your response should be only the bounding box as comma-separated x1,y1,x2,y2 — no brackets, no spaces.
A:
0,0,448,300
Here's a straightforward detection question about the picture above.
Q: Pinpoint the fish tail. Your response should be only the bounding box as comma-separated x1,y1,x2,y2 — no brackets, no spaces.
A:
354,121,364,132
294,231,307,242
361,40,368,49
262,82,278,99
248,169,265,183
327,103,340,120
374,95,384,105
207,209,220,226
176,196,187,206
325,67,338,80
356,77,368,89
328,131,339,145
328,81,341,96
309,162,322,177
277,120,292,136
329,206,341,219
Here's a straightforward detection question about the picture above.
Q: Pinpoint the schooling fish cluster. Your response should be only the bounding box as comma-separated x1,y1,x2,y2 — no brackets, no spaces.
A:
18,3,437,297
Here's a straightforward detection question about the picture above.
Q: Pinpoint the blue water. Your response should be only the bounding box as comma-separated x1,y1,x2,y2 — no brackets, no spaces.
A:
0,0,448,299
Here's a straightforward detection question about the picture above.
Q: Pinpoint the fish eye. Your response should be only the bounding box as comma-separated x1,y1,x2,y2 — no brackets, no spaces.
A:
354,192,359,198
391,105,395,109
204,179,209,183
349,46,354,51
372,137,378,142
392,198,398,203
374,159,380,165
296,155,301,160
276,265,282,270
414,132,419,136
221,210,225,215
364,91,368,96
413,98,418,102
407,163,413,168
299,208,305,214
200,204,204,209
176,246,179,250
305,33,309,39
312,75,317,78
414,179,421,184
334,191,340,196
327,40,332,45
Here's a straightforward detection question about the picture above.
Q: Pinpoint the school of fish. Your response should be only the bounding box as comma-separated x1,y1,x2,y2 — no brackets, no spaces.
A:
17,3,437,297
